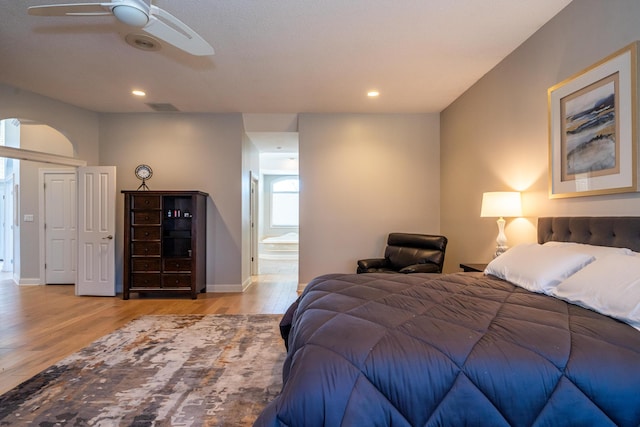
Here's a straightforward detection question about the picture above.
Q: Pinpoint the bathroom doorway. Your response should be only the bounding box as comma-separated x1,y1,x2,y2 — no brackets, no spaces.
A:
254,142,298,283
258,173,298,278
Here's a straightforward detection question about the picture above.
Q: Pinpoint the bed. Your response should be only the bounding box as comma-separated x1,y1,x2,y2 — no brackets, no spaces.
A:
254,217,640,427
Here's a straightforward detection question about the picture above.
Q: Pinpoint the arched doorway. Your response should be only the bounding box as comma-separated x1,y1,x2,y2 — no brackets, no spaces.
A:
0,118,77,284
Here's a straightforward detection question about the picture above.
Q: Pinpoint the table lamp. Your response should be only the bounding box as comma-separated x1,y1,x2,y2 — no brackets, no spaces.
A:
480,191,522,257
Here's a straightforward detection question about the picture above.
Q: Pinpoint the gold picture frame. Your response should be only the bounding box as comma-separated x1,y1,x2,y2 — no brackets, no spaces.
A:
548,42,638,198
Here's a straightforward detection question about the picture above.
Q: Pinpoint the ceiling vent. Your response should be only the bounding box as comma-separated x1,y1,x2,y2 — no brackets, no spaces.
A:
145,103,180,112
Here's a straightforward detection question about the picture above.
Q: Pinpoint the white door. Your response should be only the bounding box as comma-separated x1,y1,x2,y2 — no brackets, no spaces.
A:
44,171,76,284
76,166,116,296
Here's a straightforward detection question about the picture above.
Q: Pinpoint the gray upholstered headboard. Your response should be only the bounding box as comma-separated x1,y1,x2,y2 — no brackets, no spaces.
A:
537,217,640,252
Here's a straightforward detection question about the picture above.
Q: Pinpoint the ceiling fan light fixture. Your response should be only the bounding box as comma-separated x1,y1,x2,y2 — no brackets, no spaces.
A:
125,33,161,51
112,4,149,27
27,0,213,56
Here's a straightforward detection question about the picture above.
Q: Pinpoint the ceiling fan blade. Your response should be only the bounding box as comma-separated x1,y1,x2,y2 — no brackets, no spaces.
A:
28,3,113,17
143,5,214,56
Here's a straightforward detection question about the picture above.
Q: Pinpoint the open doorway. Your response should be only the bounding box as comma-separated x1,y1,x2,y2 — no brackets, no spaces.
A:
252,138,299,283
0,158,15,280
244,114,299,285
258,172,298,278
0,117,86,286
0,119,19,281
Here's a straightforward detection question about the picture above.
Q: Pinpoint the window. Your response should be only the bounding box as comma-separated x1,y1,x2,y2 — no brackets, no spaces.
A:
271,177,299,227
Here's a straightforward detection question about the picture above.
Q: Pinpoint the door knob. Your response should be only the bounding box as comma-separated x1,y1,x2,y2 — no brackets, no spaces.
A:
103,235,113,240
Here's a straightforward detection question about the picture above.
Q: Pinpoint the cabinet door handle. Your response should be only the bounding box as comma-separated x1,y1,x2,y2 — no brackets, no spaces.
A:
144,232,149,236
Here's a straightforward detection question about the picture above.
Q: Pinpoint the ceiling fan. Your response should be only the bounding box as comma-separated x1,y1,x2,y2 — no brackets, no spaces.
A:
27,0,214,56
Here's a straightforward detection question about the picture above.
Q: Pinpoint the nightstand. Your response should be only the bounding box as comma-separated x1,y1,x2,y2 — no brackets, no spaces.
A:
459,263,488,273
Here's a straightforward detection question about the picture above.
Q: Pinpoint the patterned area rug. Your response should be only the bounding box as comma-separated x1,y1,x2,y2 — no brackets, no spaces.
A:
0,314,286,426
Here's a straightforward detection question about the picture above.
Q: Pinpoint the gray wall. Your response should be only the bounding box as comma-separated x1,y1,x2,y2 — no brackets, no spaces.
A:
441,0,640,272
97,112,441,289
0,84,99,165
0,83,99,283
19,124,74,282
299,113,440,283
0,84,441,291
98,113,245,291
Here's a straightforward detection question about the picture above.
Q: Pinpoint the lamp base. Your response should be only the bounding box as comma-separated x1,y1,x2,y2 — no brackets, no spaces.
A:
494,245,508,258
493,217,508,258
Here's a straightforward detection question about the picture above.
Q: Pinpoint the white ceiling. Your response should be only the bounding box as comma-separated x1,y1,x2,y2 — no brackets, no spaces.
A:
0,0,572,116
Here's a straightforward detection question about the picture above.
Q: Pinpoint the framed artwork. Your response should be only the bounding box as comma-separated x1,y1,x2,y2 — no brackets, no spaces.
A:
548,42,638,198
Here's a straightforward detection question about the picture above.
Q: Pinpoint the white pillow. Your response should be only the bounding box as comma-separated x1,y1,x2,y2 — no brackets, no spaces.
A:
551,254,640,330
542,241,632,258
484,243,594,294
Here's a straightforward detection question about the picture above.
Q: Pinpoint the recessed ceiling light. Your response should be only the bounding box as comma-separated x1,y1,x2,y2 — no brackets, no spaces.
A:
367,90,380,97
132,90,146,97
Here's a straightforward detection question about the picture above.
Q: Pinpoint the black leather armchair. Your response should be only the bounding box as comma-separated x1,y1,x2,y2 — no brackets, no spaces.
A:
357,233,448,274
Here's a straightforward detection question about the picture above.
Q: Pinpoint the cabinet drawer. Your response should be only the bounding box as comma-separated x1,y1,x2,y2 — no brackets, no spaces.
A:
131,241,161,256
132,211,161,225
162,274,192,288
131,273,161,288
131,258,161,272
163,258,192,272
132,226,161,240
132,195,161,209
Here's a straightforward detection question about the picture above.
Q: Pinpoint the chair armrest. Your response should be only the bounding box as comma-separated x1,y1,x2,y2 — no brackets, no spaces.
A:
358,258,388,269
399,263,441,274
357,258,389,273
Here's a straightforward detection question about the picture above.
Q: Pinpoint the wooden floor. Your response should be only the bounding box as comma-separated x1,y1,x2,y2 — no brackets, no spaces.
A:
0,258,299,395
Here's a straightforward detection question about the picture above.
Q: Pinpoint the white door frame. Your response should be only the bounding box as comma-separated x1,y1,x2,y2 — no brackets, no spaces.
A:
1,173,14,274
250,171,259,276
38,168,76,284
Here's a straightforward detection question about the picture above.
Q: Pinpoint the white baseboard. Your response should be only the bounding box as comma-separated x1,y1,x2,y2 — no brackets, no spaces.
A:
18,277,42,285
205,279,303,294
206,283,243,293
241,277,253,291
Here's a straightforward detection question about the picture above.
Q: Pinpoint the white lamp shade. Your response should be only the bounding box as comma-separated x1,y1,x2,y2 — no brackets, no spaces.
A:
480,192,522,218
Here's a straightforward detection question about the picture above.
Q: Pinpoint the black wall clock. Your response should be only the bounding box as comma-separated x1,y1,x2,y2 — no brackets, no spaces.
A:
135,164,153,190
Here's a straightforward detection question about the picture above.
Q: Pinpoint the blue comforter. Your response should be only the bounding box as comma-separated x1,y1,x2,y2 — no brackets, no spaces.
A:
255,272,640,426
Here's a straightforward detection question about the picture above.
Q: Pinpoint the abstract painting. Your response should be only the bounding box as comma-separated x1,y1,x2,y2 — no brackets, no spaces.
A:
549,42,638,198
